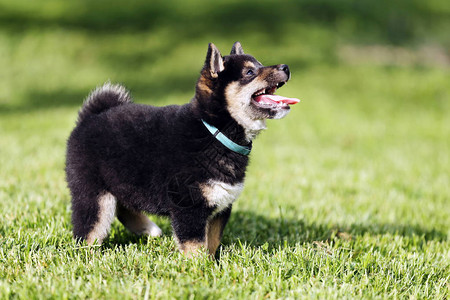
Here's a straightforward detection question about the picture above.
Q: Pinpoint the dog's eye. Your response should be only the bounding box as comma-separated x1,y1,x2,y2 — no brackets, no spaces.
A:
246,69,255,76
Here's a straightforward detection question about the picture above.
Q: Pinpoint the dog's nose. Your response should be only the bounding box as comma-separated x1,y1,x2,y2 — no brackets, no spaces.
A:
279,64,290,77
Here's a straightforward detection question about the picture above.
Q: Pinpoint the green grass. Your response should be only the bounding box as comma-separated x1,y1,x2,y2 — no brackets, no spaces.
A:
1,0,449,299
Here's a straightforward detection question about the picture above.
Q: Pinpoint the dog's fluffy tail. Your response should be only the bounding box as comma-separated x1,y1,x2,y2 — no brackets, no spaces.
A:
77,82,132,124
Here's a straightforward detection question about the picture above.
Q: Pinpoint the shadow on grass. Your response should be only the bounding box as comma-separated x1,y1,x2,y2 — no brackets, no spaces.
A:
100,210,447,253
225,211,447,247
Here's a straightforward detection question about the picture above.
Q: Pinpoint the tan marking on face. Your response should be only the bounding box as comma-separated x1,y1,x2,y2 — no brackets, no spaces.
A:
260,67,275,77
206,217,223,255
86,192,116,245
225,81,268,141
244,61,256,69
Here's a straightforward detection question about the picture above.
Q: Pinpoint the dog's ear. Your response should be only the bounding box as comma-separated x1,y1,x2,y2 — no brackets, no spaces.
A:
230,41,244,55
204,43,224,78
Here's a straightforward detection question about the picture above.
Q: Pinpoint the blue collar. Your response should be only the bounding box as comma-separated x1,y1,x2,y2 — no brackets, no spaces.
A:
201,119,251,156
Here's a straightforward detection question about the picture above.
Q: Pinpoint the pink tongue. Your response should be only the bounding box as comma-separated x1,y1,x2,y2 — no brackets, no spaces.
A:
254,94,300,105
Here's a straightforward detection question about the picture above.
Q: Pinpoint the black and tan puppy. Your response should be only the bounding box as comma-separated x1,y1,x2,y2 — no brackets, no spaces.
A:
66,42,299,256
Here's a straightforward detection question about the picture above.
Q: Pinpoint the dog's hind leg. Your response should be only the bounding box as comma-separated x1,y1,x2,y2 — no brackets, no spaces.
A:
72,191,117,245
117,203,162,237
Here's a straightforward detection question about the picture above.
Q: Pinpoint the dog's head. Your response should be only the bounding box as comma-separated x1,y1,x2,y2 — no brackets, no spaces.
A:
195,42,299,140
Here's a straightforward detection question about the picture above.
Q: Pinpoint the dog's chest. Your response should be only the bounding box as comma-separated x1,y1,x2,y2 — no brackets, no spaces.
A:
200,180,244,212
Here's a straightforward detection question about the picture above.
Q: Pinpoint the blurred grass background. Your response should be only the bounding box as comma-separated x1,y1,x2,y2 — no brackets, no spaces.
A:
0,0,449,111
0,0,449,298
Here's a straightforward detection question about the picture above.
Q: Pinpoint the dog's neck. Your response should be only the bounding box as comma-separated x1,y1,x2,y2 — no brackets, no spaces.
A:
241,119,266,142
208,116,252,146
192,98,267,144
191,102,250,145
215,111,266,143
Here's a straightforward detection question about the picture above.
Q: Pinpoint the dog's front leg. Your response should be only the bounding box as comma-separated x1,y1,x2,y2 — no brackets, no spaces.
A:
171,209,209,258
206,207,231,255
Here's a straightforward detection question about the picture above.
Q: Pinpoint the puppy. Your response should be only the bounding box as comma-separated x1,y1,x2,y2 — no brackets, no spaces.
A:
65,42,299,256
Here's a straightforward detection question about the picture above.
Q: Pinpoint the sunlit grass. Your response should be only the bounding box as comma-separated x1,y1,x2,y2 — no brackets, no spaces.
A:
0,0,449,298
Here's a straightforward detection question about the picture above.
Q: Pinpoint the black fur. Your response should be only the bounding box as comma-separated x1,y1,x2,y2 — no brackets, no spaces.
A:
66,42,292,252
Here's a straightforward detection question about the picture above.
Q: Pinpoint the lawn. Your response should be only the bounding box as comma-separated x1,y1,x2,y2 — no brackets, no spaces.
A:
0,0,449,299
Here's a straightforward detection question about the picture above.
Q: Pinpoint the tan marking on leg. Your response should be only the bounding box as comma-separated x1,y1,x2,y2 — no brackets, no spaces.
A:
179,240,206,258
117,205,162,237
206,217,223,255
86,192,116,245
